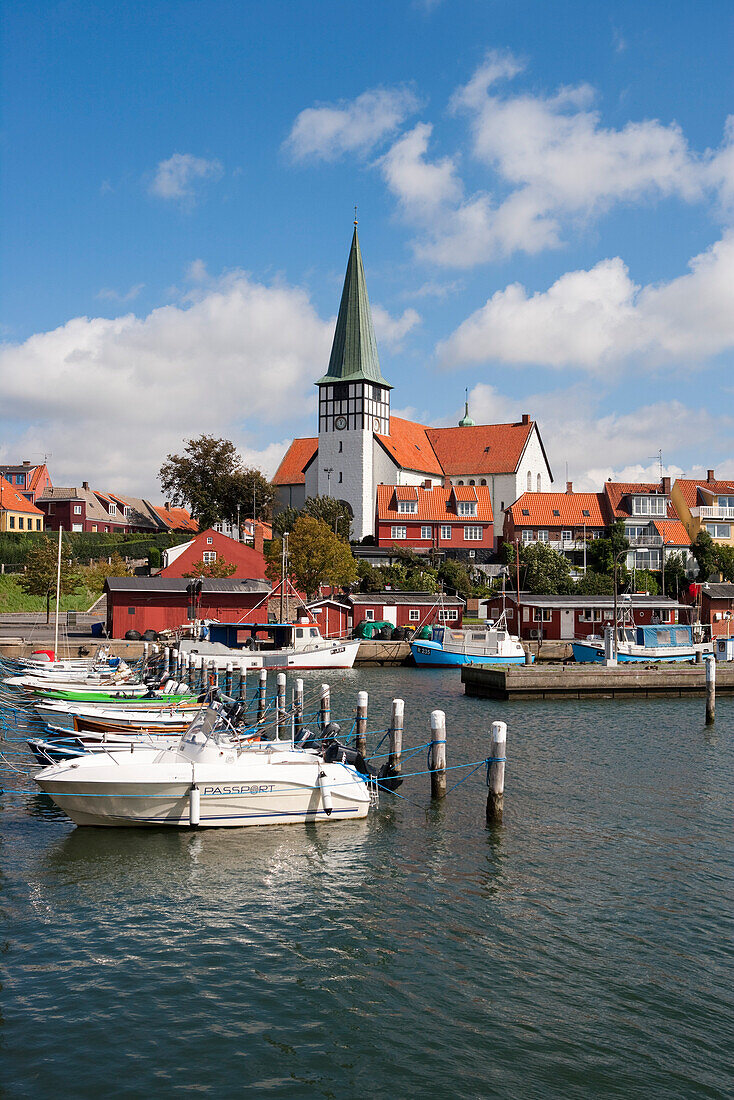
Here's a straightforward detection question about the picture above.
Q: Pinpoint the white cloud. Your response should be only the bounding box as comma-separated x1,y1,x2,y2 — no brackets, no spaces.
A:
96,283,145,303
285,87,420,162
0,273,331,495
437,233,734,371
371,305,421,348
149,153,223,202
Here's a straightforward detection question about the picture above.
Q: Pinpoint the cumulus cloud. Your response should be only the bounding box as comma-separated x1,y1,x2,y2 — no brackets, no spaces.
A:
149,153,223,202
0,273,332,495
371,305,421,348
285,87,420,162
96,283,145,303
437,233,734,371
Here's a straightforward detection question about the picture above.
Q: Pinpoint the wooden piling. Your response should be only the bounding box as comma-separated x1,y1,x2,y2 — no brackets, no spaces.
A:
181,652,189,687
276,673,287,739
257,669,267,723
429,709,447,799
355,690,368,756
224,662,233,697
320,684,330,732
389,698,404,775
706,656,716,725
294,678,304,738
486,720,507,824
163,646,171,676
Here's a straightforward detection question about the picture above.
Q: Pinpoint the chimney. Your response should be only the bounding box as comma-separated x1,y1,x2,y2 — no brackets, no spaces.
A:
164,501,170,510
662,476,671,494
22,460,30,466
521,413,530,426
254,523,265,556
423,479,432,489
707,469,715,483
566,481,573,494
82,481,89,490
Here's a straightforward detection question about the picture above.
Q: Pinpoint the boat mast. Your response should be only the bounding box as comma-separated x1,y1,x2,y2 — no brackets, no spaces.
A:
53,525,63,660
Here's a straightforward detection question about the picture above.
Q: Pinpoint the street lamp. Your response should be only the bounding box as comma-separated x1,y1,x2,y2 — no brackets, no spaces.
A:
612,546,630,662
323,468,333,497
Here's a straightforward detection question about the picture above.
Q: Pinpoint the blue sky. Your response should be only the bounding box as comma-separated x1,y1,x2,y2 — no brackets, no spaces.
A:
1,0,733,495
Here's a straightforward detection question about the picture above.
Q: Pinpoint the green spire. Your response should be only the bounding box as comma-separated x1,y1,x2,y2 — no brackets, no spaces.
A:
317,224,391,388
459,388,475,427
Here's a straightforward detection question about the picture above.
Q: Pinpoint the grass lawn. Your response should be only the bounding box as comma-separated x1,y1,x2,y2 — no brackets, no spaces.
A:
0,575,103,615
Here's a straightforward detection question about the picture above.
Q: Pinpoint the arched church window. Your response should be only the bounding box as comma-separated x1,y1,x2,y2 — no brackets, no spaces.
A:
469,480,475,486
338,472,343,483
527,472,532,491
537,474,541,492
458,480,464,485
338,442,343,453
480,479,487,486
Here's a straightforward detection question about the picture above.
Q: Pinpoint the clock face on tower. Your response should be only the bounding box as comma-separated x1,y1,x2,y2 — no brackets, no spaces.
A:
335,415,347,430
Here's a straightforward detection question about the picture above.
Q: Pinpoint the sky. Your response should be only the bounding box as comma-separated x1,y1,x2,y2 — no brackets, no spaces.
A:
1,0,733,498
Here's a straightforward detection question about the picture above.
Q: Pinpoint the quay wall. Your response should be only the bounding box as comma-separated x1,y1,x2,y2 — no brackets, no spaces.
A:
462,663,734,700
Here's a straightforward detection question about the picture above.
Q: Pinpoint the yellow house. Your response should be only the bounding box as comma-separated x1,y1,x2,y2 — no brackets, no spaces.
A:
672,470,734,548
0,475,45,532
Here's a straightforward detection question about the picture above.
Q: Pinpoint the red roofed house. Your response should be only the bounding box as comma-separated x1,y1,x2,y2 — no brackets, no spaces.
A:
160,528,268,580
0,476,45,532
376,483,494,561
273,226,553,540
0,461,53,505
672,470,734,553
503,484,607,564
153,504,199,534
603,477,692,573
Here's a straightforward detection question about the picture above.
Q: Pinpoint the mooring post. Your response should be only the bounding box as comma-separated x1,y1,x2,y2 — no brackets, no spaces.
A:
294,678,304,738
355,690,368,756
181,652,189,687
705,655,716,725
237,667,245,700
389,698,404,775
276,673,287,739
524,648,532,666
224,662,233,697
695,650,703,664
163,646,171,677
429,709,447,799
143,641,149,667
320,684,330,732
486,720,507,824
257,668,267,723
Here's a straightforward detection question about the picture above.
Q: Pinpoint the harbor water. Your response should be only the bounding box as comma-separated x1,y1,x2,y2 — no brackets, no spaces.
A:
1,667,732,1098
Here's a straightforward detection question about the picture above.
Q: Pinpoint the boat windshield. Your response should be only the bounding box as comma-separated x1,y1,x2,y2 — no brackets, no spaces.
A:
179,704,232,750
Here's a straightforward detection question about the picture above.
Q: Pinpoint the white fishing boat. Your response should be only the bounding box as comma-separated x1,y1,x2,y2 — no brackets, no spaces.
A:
410,612,531,668
35,706,373,828
180,620,360,671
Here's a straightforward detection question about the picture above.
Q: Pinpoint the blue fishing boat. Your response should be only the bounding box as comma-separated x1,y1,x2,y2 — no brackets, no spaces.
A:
411,614,532,667
572,624,712,663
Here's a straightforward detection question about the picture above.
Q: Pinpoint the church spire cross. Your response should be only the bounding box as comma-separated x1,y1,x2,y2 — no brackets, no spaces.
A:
459,387,475,427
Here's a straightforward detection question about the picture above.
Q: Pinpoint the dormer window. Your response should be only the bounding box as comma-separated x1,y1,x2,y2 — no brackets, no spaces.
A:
123,506,131,518
108,503,116,516
718,495,734,508
582,509,590,517
632,495,665,516
457,502,476,516
521,508,530,516
552,509,560,517
398,501,417,513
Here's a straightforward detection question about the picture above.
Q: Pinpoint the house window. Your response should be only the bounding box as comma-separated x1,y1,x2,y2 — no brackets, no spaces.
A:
207,537,213,544
398,501,417,513
537,530,549,542
717,495,734,508
72,523,83,532
527,472,532,490
440,525,451,540
464,526,482,540
421,525,432,539
521,508,529,516
214,523,223,532
108,503,116,516
457,502,476,516
521,529,534,543
438,609,459,621
91,525,97,532
18,517,24,529
391,526,407,539
409,609,420,621
72,505,82,515
202,551,217,563
124,506,131,518
632,496,665,516
128,607,136,615
537,474,541,491
468,549,476,558
36,519,41,530
579,608,604,622
9,516,14,528
634,550,661,570
481,480,487,486
533,608,552,622
552,509,560,517
706,523,731,539
364,609,375,621
562,529,572,542
582,510,590,518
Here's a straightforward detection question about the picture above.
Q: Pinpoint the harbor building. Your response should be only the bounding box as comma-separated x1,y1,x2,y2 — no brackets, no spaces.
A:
0,475,45,532
273,224,553,540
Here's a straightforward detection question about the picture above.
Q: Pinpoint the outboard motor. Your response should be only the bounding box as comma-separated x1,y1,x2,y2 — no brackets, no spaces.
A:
322,740,403,792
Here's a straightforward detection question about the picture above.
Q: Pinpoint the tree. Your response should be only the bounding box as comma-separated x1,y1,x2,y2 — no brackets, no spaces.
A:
182,558,237,579
520,542,575,595
660,551,688,598
147,546,162,570
575,570,614,595
272,496,352,542
713,543,734,582
691,530,717,581
267,516,357,598
18,535,81,622
586,520,629,576
85,553,132,592
159,435,275,529
437,558,472,600
630,568,659,595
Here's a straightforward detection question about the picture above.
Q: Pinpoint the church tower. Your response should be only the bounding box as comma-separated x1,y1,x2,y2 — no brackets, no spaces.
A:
316,223,391,540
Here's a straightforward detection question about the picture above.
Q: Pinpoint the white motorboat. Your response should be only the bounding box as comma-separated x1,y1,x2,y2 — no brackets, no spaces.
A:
33,697,201,730
410,612,531,668
181,620,360,671
35,706,373,828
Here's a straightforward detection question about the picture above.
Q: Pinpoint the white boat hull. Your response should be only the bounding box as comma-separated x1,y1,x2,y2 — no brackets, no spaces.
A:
180,638,361,671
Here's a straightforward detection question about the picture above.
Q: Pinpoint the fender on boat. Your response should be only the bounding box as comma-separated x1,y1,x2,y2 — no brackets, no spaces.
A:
317,770,333,816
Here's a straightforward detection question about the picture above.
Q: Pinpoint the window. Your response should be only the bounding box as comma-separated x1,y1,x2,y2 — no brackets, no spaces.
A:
421,525,432,540
73,505,82,514
626,525,648,539
91,525,97,532
440,525,451,540
533,608,552,622
521,508,530,516
717,495,734,509
438,609,459,621
634,550,661,570
36,519,41,530
481,480,487,486
391,526,407,539
16,475,24,485
364,609,375,621
409,609,420,621
128,607,135,615
521,529,534,543
562,529,572,542
527,472,532,491
457,480,464,485
338,441,343,453
579,608,603,622
108,503,116,516
72,523,83,532
464,526,482,540
18,517,24,529
206,536,213,544
537,530,549,542
9,516,14,528
457,502,477,516
582,509,590,517
398,501,417,513
552,509,560,517
202,551,217,563
468,549,476,558
124,506,131,518
706,523,731,538
632,495,665,516
537,474,541,492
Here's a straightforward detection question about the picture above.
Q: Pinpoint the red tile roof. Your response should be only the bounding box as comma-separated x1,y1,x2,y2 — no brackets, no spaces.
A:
375,417,443,476
153,505,199,532
0,476,44,515
508,491,606,526
426,421,535,476
652,518,690,546
603,481,667,519
674,477,734,509
27,464,50,494
451,485,478,501
377,484,493,523
272,437,318,486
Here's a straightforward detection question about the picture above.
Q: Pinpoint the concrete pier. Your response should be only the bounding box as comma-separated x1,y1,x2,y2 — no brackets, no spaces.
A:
462,662,734,700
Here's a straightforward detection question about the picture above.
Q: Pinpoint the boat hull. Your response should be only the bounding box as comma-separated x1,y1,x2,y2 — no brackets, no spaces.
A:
410,642,532,667
572,641,706,664
180,639,361,671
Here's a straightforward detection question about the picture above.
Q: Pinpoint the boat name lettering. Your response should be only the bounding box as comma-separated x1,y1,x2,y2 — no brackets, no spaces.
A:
202,784,274,796
331,646,345,654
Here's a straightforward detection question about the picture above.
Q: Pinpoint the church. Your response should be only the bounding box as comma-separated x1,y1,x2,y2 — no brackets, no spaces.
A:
273,224,554,542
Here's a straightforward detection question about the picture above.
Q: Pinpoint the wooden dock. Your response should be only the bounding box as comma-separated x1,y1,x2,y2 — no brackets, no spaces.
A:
462,662,734,700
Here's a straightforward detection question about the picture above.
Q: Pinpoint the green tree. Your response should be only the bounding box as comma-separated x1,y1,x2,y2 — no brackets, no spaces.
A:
629,568,659,595
267,516,357,598
18,535,81,622
272,496,352,542
713,543,734,582
159,435,275,529
660,552,688,598
586,520,630,575
437,558,472,600
691,529,717,580
575,570,615,595
84,553,131,592
521,542,575,595
182,558,237,579
147,546,162,570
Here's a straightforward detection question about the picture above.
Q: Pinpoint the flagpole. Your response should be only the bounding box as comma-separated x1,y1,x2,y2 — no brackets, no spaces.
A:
53,526,63,659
